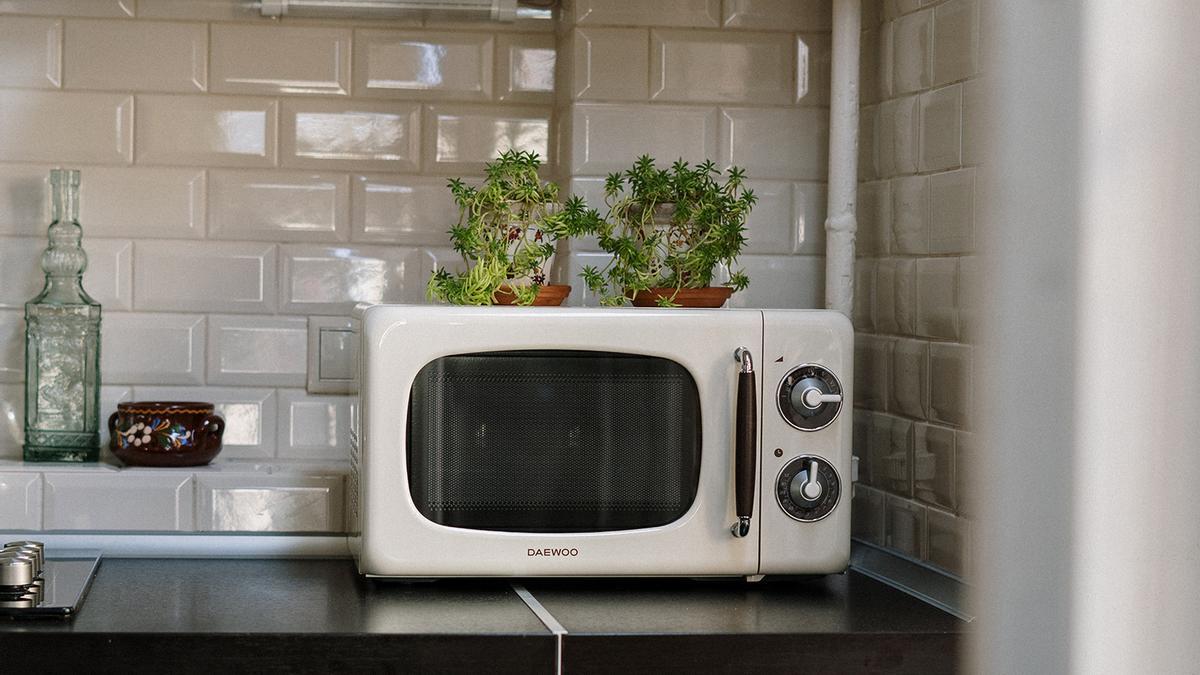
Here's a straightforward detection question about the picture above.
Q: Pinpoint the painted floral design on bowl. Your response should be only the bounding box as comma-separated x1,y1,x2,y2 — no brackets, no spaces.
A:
108,401,225,467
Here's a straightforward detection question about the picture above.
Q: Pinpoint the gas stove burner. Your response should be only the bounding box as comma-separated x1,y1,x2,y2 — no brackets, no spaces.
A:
0,541,101,619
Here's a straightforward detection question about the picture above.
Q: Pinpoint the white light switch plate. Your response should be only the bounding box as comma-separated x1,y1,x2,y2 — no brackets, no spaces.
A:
307,316,359,394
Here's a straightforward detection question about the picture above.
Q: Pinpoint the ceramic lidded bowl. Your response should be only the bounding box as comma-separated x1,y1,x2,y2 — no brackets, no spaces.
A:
108,402,225,467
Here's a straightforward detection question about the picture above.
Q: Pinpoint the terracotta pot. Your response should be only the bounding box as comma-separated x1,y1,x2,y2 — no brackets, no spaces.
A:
492,284,571,306
108,401,225,467
629,286,733,308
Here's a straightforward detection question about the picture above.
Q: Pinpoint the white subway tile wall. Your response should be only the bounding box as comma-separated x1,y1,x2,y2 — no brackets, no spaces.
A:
854,0,978,578
0,2,856,537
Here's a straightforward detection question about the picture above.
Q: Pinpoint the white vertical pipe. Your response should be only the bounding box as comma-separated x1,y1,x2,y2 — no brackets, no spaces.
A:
1073,2,1200,672
824,0,860,316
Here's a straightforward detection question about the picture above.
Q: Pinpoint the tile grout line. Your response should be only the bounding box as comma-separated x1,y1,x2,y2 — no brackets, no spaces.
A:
512,583,566,675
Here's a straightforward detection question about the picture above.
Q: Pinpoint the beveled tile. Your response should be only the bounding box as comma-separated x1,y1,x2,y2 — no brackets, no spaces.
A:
891,338,929,419
354,30,492,100
651,29,791,104
211,24,349,96
0,1,132,17
495,33,555,103
277,389,352,461
137,95,277,168
64,19,206,92
958,255,979,342
741,179,794,255
574,0,720,27
891,174,929,254
0,237,41,309
854,334,892,412
955,430,975,518
860,27,880,107
885,494,927,560
423,104,550,173
351,174,457,245
892,94,921,176
419,247,472,294
930,342,971,427
136,0,264,20
0,471,41,530
570,103,716,175
0,383,20,459
571,27,649,101
280,244,421,314
926,507,967,576
725,255,823,309
929,168,974,254
196,472,344,532
281,99,420,172
0,91,132,164
877,21,895,101
562,251,613,306
893,8,932,94
83,238,133,310
0,164,51,236
914,423,955,510
98,385,132,451
133,385,277,459
920,84,962,172
961,76,984,167
933,0,979,87
0,17,60,88
796,32,832,107
208,170,349,242
916,257,958,340
722,0,831,31
134,240,277,314
0,310,21,384
793,182,827,255
857,180,891,257
851,484,885,545
101,312,205,385
719,107,828,180
43,473,193,531
859,104,878,181
83,167,206,240
207,315,307,387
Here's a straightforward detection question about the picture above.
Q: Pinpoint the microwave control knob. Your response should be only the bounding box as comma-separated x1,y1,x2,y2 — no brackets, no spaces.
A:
775,455,840,522
778,364,843,431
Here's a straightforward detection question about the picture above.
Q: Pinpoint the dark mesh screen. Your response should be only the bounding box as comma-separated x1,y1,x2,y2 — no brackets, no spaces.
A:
408,350,701,532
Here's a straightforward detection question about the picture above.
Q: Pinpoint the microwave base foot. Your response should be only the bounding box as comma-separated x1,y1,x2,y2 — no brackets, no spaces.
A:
744,574,765,583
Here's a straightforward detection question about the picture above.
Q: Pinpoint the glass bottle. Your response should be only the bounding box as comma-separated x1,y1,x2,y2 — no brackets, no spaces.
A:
23,169,101,462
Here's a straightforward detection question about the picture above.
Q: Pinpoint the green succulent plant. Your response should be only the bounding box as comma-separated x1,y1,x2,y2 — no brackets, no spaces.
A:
427,150,601,306
580,155,756,307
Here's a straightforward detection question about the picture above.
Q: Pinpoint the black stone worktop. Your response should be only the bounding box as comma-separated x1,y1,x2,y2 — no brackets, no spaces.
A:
0,559,964,673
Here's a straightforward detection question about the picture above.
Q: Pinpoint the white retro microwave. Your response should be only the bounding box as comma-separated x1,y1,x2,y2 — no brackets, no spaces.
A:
349,305,853,580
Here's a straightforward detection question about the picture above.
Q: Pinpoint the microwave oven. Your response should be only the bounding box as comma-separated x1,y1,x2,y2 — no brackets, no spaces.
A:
349,305,853,579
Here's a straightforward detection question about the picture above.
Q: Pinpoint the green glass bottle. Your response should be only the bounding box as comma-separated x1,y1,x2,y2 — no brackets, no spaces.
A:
23,169,101,462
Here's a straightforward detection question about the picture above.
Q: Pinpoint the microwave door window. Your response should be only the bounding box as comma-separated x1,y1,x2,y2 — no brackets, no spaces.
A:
407,350,702,533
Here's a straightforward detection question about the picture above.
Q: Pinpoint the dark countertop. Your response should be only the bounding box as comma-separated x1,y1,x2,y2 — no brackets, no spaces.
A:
1,559,964,673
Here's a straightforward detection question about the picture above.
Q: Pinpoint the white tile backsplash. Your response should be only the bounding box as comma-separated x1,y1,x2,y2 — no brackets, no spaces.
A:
206,315,307,387
495,33,555,103
211,24,350,96
570,103,718,174
651,29,792,104
0,91,132,164
722,0,831,31
423,103,551,173
277,389,352,460
354,30,493,100
726,255,824,309
0,311,21,384
136,94,277,167
570,27,649,101
0,17,61,89
101,312,205,385
63,19,207,93
82,168,207,240
44,472,194,531
0,1,132,17
351,174,457,244
280,99,421,171
0,384,21,459
134,241,277,314
196,473,344,532
573,0,721,28
280,244,420,313
0,164,50,236
719,107,829,180
0,472,41,530
208,170,350,242
0,237,131,311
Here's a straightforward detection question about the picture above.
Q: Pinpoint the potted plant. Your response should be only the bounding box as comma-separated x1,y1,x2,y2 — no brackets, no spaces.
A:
427,150,600,306
579,156,756,307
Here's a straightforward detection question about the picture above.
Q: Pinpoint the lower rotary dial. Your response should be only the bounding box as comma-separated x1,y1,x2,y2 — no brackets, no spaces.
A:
775,455,840,522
